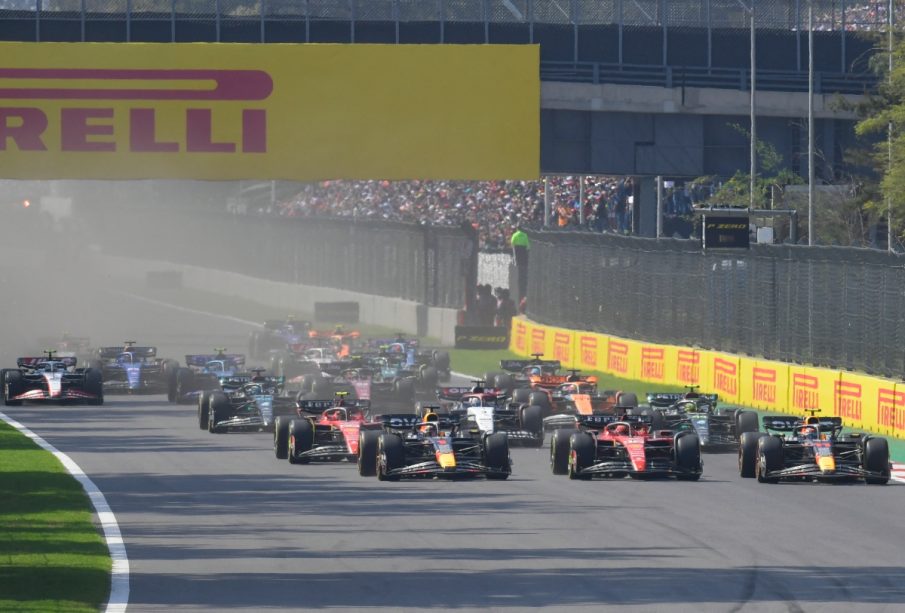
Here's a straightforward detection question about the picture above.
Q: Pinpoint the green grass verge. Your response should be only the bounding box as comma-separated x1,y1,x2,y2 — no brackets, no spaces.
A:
0,421,110,613
448,348,905,463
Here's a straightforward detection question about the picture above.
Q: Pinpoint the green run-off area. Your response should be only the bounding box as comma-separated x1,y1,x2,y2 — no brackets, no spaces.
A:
0,420,110,613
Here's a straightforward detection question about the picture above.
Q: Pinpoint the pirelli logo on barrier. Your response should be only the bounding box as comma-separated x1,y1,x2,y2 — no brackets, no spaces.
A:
0,42,539,180
530,328,545,356
792,374,819,411
712,357,738,396
579,335,597,368
641,347,665,380
677,350,699,384
553,332,571,363
834,381,863,421
752,367,778,404
513,321,527,353
877,388,905,432
608,341,628,375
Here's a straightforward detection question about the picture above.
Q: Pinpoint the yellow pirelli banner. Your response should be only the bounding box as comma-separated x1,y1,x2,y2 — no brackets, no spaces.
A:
0,42,540,180
508,317,905,439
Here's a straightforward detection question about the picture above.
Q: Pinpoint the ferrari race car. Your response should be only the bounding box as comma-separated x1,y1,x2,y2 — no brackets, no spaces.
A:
93,343,177,394
273,395,378,463
199,374,294,433
739,411,890,484
357,411,511,481
436,384,544,446
169,350,246,403
2,352,103,405
551,413,703,480
644,388,758,449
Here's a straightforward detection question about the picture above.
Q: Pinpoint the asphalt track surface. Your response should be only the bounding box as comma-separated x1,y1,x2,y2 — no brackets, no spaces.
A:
3,261,905,612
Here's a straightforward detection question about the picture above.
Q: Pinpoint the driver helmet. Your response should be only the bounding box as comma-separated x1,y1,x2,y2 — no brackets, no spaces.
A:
467,397,481,407
799,425,818,440
614,424,630,436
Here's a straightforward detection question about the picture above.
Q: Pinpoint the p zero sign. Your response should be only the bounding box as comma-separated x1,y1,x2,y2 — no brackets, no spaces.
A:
0,42,540,180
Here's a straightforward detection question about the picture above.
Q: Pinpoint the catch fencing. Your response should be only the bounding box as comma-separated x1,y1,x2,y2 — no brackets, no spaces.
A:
526,230,905,378
93,209,476,310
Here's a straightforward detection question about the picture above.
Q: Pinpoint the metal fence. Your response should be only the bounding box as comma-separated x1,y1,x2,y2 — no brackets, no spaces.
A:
92,209,477,309
0,0,889,78
526,229,905,378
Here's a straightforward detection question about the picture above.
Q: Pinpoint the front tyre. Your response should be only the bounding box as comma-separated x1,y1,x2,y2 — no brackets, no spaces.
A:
288,419,314,464
568,432,595,480
274,416,290,460
483,432,511,480
377,433,404,481
358,430,380,477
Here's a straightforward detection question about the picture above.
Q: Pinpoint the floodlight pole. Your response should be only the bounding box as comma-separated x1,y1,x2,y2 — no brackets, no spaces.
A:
808,0,815,246
749,1,756,212
888,0,895,252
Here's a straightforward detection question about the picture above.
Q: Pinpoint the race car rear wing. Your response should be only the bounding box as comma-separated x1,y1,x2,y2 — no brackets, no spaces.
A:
17,356,77,369
185,354,246,369
373,413,421,431
437,386,504,401
577,414,654,428
297,398,372,414
98,346,157,359
220,375,253,387
646,392,719,407
500,359,561,373
763,415,843,432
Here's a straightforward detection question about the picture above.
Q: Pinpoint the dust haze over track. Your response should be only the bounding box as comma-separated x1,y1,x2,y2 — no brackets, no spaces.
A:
2,219,905,612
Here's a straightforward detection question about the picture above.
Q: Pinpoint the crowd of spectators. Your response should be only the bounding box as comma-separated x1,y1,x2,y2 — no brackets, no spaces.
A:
813,2,901,31
273,176,643,251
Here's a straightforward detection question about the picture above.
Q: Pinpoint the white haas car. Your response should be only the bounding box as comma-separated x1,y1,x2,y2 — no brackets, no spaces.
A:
2,352,103,405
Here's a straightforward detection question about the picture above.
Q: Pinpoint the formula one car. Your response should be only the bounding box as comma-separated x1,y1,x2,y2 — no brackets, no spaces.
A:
550,413,702,480
738,411,890,484
93,343,178,394
248,318,312,360
644,388,758,449
169,350,246,404
486,354,563,394
200,374,294,433
368,336,450,384
273,394,379,463
357,411,511,480
436,384,544,447
2,352,103,405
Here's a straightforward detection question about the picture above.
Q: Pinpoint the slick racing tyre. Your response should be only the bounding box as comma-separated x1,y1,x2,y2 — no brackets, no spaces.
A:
483,372,502,388
288,419,314,465
418,365,439,390
84,369,103,406
550,428,575,475
520,405,544,447
735,410,759,437
358,430,380,477
863,437,891,485
616,392,638,409
208,391,229,434
511,388,532,405
377,433,404,482
528,391,551,413
274,416,290,460
568,432,595,480
674,432,702,481
176,368,195,405
484,433,511,480
394,378,415,402
738,431,765,478
756,436,783,484
494,373,514,394
2,369,23,406
197,391,212,430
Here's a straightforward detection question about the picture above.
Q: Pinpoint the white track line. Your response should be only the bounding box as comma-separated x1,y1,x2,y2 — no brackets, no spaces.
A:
0,412,130,612
112,290,264,329
892,462,905,484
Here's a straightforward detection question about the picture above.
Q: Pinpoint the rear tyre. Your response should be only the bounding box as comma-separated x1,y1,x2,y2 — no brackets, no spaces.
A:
483,372,501,388
358,430,379,477
311,376,334,399
3,370,22,406
394,377,415,402
863,437,890,485
207,391,229,434
568,432,595,480
756,436,783,484
419,366,439,390
616,392,638,408
674,432,702,481
432,351,450,373
377,433,404,481
176,368,195,405
484,432,510,480
273,416,290,460
735,410,759,436
288,419,314,464
299,374,319,395
520,404,544,447
739,431,765,478
550,428,575,475
84,369,104,406
511,388,532,405
197,391,212,430
528,391,551,412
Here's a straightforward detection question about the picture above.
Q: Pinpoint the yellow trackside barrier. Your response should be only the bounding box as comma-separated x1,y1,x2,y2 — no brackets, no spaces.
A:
507,317,905,439
739,358,790,413
574,331,608,373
